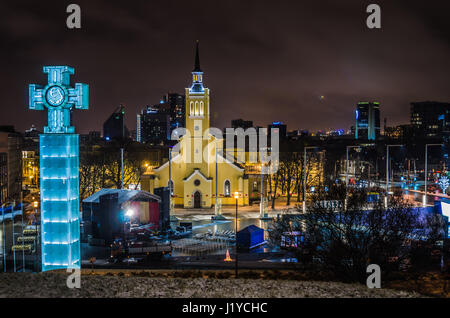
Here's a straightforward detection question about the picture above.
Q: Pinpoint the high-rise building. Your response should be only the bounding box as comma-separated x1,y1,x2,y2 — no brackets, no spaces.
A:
268,121,287,139
164,93,185,130
137,94,185,144
103,105,129,141
410,101,450,138
137,106,171,145
355,102,380,140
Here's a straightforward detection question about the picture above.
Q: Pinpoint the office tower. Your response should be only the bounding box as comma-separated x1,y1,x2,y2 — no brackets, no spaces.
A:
103,104,129,141
355,102,380,140
411,101,450,138
268,121,287,139
137,105,171,144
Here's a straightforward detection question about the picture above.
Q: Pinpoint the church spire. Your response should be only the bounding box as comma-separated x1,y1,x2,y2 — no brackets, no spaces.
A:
193,40,202,72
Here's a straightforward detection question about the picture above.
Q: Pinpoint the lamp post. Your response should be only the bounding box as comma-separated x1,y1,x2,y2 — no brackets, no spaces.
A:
234,191,239,278
423,143,443,207
120,148,124,189
20,192,24,272
386,144,403,207
33,200,38,272
303,146,317,213
12,201,16,272
2,204,5,272
169,147,172,196
215,144,223,217
260,163,266,218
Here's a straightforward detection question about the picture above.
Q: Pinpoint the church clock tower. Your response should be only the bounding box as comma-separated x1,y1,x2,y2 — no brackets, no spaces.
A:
150,42,249,209
185,41,210,163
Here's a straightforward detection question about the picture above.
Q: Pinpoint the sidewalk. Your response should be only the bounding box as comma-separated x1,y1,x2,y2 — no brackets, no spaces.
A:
173,200,302,218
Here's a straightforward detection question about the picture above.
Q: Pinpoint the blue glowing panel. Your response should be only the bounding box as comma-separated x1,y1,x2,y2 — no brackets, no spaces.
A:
40,134,80,271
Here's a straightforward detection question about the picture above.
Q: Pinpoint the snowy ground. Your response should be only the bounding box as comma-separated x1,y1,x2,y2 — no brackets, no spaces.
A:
0,272,423,298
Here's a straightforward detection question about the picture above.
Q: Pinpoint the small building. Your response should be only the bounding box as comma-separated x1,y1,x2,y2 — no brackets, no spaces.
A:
236,225,264,249
81,188,169,244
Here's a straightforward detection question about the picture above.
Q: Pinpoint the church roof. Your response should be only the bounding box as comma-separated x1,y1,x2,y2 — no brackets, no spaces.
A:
183,168,212,182
192,40,202,72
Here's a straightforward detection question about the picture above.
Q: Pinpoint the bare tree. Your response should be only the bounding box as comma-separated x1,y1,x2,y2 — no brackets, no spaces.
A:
269,187,443,282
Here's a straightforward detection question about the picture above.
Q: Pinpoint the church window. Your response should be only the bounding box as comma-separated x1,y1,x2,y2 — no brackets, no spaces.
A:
195,101,199,116
224,180,231,197
190,101,194,115
194,179,201,186
200,101,204,115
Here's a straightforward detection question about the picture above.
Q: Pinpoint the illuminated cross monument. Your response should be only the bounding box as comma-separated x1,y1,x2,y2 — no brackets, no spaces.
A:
29,66,88,271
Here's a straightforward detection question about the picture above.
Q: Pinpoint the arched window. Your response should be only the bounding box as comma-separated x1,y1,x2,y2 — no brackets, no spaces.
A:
200,101,204,115
195,101,199,116
190,102,194,115
224,180,231,197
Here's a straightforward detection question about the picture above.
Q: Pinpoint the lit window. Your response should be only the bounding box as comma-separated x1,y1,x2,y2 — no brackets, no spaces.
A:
224,180,231,197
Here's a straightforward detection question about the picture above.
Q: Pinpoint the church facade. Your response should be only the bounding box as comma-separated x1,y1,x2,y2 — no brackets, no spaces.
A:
150,42,249,208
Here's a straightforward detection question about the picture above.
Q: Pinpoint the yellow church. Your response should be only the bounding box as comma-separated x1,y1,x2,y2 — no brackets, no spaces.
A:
149,42,249,209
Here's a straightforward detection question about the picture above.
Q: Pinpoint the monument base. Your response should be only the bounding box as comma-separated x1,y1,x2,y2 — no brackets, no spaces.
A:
40,134,81,272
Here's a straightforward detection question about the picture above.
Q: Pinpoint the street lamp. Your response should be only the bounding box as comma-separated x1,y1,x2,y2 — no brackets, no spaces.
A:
303,146,318,213
386,144,403,207
12,201,16,272
423,143,443,207
259,163,267,218
125,209,134,218
234,191,239,278
32,200,39,272
2,204,5,272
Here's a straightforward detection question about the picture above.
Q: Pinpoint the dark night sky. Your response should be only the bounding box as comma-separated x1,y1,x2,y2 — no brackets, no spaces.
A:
1,0,449,134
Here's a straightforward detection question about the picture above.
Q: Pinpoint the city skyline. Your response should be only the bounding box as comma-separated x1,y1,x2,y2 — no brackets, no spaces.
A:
2,0,450,134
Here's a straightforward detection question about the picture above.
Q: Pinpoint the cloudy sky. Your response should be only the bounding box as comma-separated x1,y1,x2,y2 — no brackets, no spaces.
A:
1,0,449,134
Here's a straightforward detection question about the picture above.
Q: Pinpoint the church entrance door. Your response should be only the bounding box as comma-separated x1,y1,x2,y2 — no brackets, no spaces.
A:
194,191,201,208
